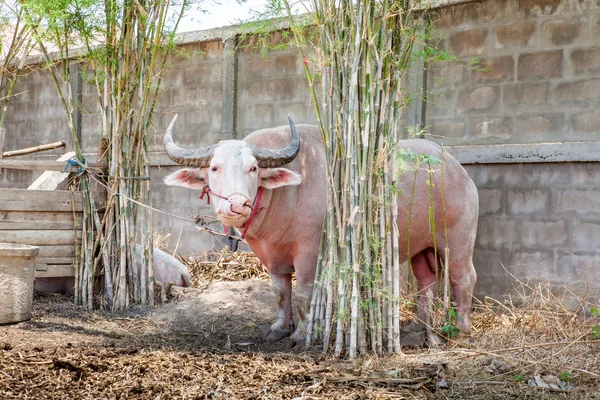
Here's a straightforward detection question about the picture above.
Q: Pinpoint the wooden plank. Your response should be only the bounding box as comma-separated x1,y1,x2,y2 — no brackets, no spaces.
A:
1,230,81,246
0,159,107,171
35,264,75,278
0,188,82,203
0,210,80,223
0,211,81,228
3,141,66,158
28,152,75,190
0,188,84,212
0,198,83,212
0,220,82,230
37,245,76,258
0,189,105,211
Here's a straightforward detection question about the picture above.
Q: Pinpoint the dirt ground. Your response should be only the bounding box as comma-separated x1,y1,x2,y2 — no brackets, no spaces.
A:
0,259,599,399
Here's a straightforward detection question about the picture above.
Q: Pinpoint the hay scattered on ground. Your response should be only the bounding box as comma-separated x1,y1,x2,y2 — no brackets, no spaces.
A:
172,252,600,398
0,251,598,399
185,249,271,288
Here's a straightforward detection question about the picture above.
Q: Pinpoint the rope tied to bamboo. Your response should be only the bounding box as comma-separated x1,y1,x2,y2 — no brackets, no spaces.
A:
89,162,250,247
63,157,84,174
69,159,218,226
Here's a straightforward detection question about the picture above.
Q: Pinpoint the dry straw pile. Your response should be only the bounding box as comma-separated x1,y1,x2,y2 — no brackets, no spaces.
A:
0,249,597,398
186,249,271,289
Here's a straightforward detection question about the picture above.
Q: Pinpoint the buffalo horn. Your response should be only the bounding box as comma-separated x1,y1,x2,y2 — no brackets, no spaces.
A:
163,114,217,167
249,115,301,168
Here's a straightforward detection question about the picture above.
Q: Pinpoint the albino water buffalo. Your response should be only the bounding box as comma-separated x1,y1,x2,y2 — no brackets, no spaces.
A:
34,247,191,295
163,115,478,348
135,246,191,288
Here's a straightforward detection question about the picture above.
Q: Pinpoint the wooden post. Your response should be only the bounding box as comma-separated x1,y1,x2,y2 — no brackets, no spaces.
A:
3,141,66,158
221,36,238,140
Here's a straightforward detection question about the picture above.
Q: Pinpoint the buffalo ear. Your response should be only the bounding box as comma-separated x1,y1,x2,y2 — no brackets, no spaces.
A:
164,168,207,189
259,168,302,189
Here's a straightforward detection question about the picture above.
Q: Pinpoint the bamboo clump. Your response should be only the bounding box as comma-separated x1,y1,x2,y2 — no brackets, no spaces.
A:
79,0,189,310
283,0,432,356
23,0,187,310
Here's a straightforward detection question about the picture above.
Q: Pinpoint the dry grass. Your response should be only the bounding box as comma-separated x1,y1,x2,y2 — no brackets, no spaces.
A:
183,250,600,398
185,249,271,289
0,250,598,399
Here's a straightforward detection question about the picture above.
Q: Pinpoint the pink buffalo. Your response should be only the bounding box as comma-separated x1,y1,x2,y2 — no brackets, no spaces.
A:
163,116,478,348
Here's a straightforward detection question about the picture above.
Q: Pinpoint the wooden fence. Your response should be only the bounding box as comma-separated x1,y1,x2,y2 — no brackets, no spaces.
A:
0,188,83,278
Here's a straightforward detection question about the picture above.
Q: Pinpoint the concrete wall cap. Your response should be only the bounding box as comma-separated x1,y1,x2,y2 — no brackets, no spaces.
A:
0,243,40,258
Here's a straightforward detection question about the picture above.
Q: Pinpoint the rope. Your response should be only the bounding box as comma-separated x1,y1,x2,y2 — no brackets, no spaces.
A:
69,159,217,226
68,158,245,244
63,158,84,174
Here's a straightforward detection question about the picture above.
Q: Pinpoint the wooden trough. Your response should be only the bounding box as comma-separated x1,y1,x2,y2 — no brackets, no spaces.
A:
0,188,83,278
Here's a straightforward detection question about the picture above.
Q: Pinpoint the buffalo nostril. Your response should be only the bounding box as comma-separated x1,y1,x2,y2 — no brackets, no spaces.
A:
220,200,239,217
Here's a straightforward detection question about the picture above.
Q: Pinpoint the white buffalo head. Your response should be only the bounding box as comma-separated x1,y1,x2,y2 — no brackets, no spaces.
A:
163,115,302,228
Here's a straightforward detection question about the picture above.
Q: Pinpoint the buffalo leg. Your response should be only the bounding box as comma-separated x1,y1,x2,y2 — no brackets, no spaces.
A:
410,249,444,346
449,257,476,334
445,229,477,334
265,272,295,341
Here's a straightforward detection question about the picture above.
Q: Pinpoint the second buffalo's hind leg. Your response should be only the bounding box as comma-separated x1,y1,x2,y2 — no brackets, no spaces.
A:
448,256,476,334
444,228,477,334
410,249,444,347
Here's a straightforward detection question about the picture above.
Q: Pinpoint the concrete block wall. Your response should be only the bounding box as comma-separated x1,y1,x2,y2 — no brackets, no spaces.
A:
429,0,600,145
79,39,227,155
134,40,228,254
237,31,315,134
467,162,600,299
427,0,600,299
1,65,71,189
3,66,73,152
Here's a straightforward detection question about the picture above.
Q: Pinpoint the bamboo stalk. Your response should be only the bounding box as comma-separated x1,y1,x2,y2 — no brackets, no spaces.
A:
334,267,346,357
71,189,81,306
441,147,450,314
23,0,188,310
306,228,326,346
391,163,401,353
322,210,336,350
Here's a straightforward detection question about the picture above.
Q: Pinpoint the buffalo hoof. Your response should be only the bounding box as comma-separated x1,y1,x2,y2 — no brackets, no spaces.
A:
457,318,471,335
263,327,292,342
402,320,423,333
281,337,305,352
400,328,446,348
400,330,426,348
